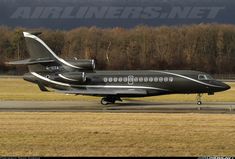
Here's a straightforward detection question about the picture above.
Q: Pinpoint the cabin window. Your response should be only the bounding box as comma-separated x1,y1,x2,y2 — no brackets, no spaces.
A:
154,77,158,82
134,77,138,82
114,77,118,82
104,77,108,82
144,77,148,82
118,77,122,82
205,74,214,80
198,74,210,80
123,77,128,82
198,74,214,80
164,77,168,82
159,77,163,82
104,76,174,83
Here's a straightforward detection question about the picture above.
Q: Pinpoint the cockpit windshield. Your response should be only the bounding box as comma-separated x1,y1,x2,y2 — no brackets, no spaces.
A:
198,74,214,80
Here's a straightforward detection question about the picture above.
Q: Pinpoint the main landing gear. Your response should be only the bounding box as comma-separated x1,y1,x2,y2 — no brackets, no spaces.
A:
196,93,202,105
101,96,122,105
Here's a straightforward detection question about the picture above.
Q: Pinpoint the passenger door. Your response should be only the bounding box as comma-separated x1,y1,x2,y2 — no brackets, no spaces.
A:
128,75,134,85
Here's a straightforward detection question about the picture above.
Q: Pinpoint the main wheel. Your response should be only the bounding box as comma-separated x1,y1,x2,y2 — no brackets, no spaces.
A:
197,101,202,105
101,96,121,105
101,98,109,105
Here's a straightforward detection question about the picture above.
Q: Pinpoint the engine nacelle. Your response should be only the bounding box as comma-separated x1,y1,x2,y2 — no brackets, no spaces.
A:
58,72,86,83
68,59,95,71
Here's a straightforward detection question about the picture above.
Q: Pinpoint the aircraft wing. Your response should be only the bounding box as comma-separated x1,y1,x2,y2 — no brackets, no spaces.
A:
56,88,147,95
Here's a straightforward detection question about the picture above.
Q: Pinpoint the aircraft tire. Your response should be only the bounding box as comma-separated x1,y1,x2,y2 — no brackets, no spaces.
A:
197,101,202,105
101,98,109,105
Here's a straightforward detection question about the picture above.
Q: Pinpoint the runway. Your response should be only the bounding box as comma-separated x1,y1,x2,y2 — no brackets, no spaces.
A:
0,101,234,113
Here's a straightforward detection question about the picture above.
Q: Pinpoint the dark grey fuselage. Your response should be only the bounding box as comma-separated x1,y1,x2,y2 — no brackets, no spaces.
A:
24,70,230,98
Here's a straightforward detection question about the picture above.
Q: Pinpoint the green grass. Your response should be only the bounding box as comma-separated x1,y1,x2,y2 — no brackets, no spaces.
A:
0,78,234,102
0,78,98,101
0,112,235,156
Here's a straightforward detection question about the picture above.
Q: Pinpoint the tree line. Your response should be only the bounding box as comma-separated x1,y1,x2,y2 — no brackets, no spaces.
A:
0,24,235,74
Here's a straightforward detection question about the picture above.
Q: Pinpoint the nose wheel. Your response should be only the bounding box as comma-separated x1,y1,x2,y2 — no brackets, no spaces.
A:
197,101,202,105
101,96,122,105
196,94,202,105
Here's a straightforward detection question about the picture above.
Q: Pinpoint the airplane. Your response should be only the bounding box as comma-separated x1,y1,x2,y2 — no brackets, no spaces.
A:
7,32,231,105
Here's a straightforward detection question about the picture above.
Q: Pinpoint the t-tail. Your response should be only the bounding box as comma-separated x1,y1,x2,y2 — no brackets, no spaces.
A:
6,32,95,91
7,32,95,72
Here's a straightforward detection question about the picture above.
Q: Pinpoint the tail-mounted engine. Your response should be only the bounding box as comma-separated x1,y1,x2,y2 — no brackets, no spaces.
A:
57,72,86,83
68,59,95,71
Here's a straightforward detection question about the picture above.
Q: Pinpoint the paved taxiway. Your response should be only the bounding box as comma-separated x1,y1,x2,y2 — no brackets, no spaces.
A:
0,101,234,113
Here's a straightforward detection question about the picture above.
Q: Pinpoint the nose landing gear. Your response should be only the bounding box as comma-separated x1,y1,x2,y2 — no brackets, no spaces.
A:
101,96,122,105
196,93,202,105
197,101,202,105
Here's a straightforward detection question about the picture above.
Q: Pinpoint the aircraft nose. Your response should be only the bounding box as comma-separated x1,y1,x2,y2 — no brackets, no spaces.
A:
219,82,231,91
223,83,231,91
212,81,231,92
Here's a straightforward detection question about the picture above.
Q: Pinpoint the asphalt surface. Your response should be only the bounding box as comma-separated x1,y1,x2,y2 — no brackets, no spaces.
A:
0,101,234,113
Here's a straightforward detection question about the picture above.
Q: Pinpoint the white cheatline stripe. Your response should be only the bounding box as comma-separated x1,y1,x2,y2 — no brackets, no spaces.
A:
31,72,168,91
155,71,224,88
23,32,81,69
31,72,70,87
77,85,169,91
58,74,78,82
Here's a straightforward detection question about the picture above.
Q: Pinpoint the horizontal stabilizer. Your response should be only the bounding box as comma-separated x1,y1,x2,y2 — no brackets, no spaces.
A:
5,58,55,65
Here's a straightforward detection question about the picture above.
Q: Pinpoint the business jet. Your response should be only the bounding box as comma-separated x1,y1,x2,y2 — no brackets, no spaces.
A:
7,32,231,105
